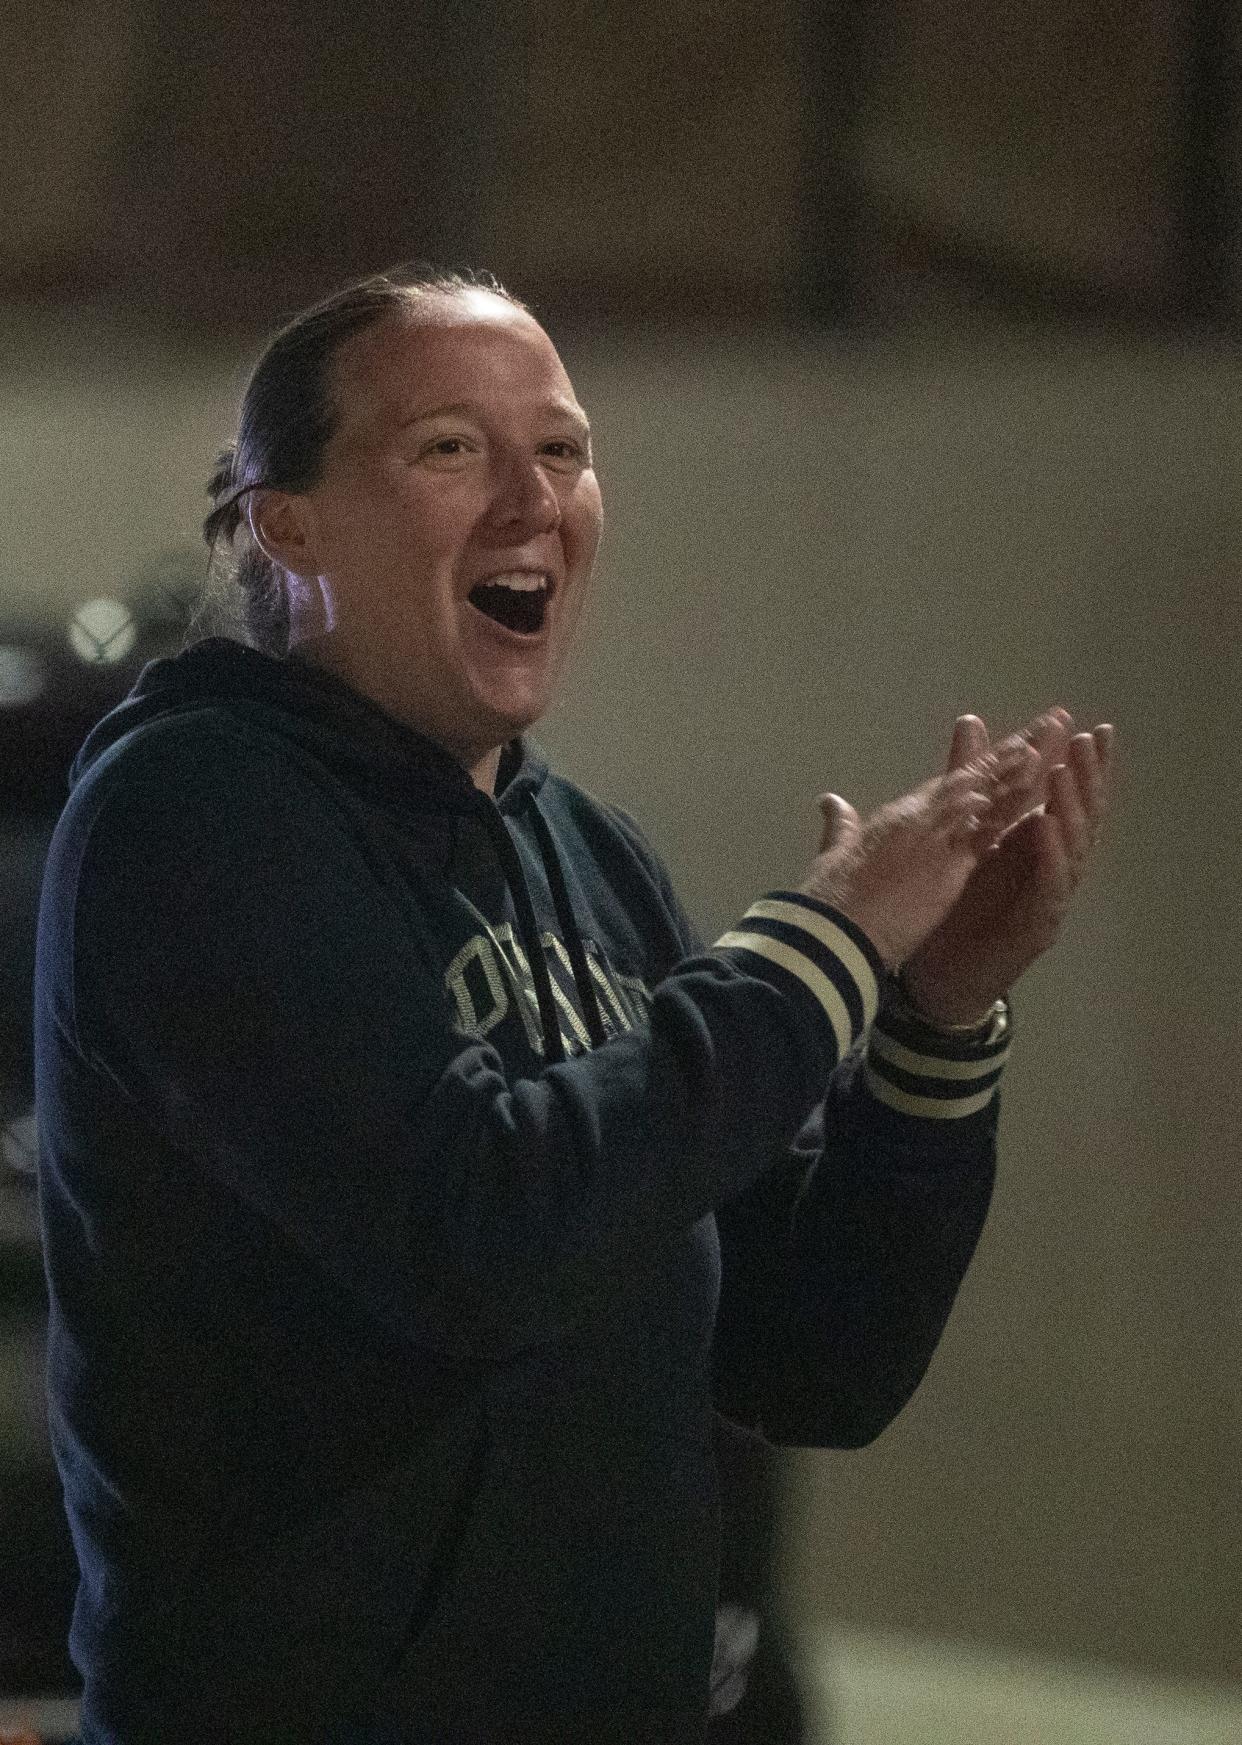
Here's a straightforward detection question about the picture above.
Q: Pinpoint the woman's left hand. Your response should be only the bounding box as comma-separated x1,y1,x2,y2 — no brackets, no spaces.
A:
898,707,1116,1027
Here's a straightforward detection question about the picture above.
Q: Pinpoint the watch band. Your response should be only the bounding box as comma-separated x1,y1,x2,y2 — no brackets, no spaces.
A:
889,966,1008,1041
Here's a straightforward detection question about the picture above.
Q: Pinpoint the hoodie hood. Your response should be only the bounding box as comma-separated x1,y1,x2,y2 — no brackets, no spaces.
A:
69,635,598,1063
70,636,551,821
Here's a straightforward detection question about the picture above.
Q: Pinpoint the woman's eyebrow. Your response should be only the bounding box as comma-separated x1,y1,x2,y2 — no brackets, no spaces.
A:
394,401,472,429
394,399,591,437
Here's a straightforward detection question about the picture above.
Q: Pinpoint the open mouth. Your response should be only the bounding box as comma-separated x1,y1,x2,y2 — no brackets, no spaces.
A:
467,572,550,636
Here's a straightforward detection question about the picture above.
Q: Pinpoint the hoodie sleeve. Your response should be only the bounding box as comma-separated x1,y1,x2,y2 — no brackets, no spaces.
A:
41,722,883,1359
710,1009,1004,1449
607,801,1003,1451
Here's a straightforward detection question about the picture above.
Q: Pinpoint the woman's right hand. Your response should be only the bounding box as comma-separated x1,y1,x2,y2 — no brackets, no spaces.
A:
801,734,1042,969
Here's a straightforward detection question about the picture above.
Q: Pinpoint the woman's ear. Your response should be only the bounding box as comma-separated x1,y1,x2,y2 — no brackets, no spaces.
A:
246,489,317,578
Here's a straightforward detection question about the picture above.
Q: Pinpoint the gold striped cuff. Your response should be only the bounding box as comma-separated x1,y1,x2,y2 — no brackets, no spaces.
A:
743,899,879,1024
714,898,880,1060
864,1008,1011,1120
863,1066,1001,1120
869,1028,1011,1081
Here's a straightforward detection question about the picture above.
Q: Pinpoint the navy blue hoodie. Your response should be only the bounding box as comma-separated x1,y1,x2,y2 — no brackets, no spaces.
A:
34,638,1008,1742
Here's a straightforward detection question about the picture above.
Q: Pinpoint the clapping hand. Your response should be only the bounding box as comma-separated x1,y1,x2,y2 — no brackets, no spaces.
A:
805,732,1049,971
898,707,1116,1026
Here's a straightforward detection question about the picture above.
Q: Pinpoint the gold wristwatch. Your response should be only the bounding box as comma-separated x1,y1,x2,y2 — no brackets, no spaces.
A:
888,967,1009,1043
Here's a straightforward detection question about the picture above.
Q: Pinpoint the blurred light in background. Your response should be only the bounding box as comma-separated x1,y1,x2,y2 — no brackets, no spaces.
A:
0,651,46,712
66,598,136,666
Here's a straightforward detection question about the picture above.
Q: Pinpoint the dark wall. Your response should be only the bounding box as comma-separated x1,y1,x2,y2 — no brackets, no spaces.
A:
3,0,1237,334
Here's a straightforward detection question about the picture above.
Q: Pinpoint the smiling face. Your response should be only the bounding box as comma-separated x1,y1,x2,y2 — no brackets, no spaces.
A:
267,289,603,789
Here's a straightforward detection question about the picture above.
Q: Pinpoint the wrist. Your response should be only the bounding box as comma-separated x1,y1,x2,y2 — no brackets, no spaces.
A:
795,884,898,971
893,962,999,1033
867,979,1013,1121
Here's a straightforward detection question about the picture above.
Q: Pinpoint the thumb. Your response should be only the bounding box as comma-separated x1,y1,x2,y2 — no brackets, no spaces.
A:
817,792,860,854
948,713,989,772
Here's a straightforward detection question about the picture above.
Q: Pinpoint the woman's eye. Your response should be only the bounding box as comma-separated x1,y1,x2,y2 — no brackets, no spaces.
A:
541,440,586,465
411,436,482,470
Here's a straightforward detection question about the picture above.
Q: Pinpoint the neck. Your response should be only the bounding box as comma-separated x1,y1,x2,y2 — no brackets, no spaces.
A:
287,632,506,795
469,746,503,794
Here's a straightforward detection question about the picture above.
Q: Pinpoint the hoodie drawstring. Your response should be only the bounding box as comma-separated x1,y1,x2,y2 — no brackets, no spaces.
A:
478,805,567,1063
528,802,609,1051
476,799,609,1063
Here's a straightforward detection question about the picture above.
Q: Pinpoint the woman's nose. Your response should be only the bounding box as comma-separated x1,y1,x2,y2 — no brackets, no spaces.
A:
488,455,562,534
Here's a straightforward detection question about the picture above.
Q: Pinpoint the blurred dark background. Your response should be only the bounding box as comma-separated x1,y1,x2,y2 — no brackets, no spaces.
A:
1,1,1239,1737
2,0,1239,335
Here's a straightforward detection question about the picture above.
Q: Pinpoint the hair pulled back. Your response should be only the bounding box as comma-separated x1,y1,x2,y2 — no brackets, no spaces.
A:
200,263,520,654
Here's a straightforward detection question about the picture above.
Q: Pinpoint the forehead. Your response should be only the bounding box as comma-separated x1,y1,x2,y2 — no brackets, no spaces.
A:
329,293,583,438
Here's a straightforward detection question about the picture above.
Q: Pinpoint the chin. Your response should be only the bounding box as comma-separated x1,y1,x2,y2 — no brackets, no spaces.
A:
495,702,547,744
474,675,557,742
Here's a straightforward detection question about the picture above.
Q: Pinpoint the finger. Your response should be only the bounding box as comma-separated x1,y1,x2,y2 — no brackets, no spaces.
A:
1046,762,1090,874
949,805,994,849
947,713,989,772
817,791,860,855
992,732,1043,791
1092,721,1116,774
970,735,1042,844
1092,722,1117,814
1032,809,1076,914
1066,731,1106,846
1022,706,1075,777
938,767,996,846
